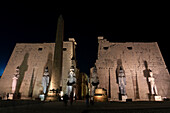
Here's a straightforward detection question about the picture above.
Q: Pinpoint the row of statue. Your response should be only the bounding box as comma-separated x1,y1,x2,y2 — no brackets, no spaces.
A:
90,66,158,98
11,65,158,100
11,65,76,100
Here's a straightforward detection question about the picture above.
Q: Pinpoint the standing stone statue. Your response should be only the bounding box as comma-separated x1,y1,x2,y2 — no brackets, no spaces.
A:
91,67,99,96
42,67,50,94
148,70,158,95
12,66,20,93
118,67,126,95
66,66,76,97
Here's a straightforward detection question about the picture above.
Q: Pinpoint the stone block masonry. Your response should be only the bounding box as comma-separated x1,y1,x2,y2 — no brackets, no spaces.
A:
95,37,170,101
0,39,77,99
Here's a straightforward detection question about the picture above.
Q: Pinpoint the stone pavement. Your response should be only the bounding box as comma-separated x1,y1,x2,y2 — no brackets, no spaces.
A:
1,100,170,113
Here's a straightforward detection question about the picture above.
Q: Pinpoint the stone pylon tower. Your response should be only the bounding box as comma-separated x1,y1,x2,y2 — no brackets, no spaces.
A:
50,15,64,90
93,36,170,101
0,15,78,100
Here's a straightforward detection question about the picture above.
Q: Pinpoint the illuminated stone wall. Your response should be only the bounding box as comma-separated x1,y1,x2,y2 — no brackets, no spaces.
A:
0,43,54,99
61,38,77,94
0,38,77,99
95,37,170,101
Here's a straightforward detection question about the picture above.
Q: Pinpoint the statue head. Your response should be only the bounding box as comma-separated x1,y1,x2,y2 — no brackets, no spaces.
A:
70,71,74,77
70,66,75,74
149,70,153,77
45,67,48,72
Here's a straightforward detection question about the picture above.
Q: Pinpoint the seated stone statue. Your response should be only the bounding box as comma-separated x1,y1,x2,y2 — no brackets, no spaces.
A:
118,67,126,95
148,70,158,95
91,67,99,96
67,67,76,85
42,67,49,94
66,66,76,97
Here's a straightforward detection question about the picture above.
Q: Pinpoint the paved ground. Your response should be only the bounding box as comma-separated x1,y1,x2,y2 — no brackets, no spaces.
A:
1,100,170,113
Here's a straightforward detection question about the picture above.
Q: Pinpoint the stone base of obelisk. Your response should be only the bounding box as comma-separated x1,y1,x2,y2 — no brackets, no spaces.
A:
45,92,59,101
121,95,128,102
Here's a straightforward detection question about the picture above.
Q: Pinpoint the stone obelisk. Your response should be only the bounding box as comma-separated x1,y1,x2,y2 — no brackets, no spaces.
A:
50,15,64,91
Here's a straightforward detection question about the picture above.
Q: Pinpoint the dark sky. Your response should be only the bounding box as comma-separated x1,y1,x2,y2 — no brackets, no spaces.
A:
0,2,169,76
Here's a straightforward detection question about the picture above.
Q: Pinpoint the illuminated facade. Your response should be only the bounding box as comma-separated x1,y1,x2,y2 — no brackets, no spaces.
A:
93,36,170,101
0,39,77,99
0,16,78,100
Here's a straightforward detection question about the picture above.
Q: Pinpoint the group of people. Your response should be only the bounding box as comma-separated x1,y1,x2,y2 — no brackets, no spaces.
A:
62,93,91,107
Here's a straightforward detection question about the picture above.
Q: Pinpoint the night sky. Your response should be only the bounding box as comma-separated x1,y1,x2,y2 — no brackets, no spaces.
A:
0,2,169,76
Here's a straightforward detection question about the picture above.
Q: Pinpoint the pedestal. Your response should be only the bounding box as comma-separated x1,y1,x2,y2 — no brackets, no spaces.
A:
39,94,45,101
45,91,59,101
122,95,127,102
154,96,162,101
8,93,14,100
